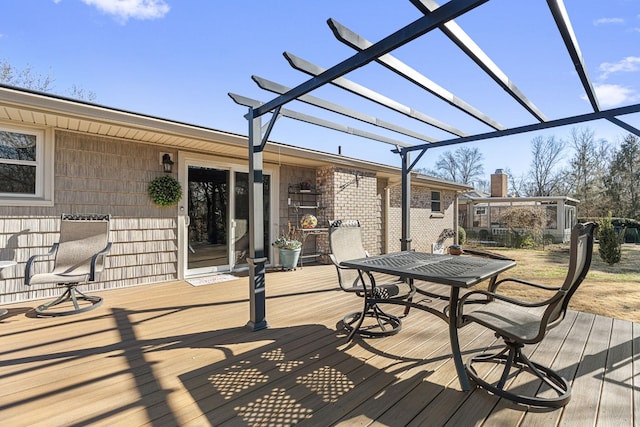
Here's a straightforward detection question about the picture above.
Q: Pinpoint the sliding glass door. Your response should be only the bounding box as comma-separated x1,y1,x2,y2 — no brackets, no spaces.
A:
185,164,272,276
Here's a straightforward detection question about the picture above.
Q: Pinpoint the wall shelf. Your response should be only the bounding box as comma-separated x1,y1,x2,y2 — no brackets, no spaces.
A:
288,185,326,266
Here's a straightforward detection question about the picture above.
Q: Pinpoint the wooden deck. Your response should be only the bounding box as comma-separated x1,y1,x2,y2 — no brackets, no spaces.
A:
1,264,638,426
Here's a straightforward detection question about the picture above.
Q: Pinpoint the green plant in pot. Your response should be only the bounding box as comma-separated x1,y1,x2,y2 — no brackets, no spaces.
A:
273,223,302,270
272,236,302,250
148,175,182,207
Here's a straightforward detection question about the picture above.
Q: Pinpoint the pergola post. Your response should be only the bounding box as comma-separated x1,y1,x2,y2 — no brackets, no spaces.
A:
400,148,412,251
246,108,268,331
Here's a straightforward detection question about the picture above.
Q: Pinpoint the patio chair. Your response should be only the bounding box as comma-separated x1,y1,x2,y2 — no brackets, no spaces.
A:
328,219,414,338
25,214,112,316
456,222,598,407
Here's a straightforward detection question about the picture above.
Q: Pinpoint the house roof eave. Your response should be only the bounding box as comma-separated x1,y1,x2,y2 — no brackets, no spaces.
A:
0,84,467,191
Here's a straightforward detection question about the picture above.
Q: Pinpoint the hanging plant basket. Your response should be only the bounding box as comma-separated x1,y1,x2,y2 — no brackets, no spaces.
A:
148,175,182,207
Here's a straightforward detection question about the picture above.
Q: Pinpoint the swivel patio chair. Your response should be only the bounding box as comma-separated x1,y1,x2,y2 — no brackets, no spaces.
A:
456,222,598,407
328,220,414,338
25,214,112,316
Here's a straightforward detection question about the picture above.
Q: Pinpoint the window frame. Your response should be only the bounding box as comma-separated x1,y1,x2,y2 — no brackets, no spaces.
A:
430,190,442,213
0,124,54,206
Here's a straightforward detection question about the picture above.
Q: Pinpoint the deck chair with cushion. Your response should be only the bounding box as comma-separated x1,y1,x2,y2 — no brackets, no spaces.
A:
329,220,414,339
456,222,598,407
25,214,112,316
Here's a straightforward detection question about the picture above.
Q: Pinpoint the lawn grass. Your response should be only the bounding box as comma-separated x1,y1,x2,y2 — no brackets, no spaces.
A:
466,243,640,323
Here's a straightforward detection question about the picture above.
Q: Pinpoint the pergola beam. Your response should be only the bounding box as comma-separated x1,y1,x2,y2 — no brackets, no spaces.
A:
401,102,640,153
607,117,640,138
410,0,548,122
229,93,415,147
327,18,505,131
252,76,437,143
284,52,468,137
546,0,600,112
252,0,490,118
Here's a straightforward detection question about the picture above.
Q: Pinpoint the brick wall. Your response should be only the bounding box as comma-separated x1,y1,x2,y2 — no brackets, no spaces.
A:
387,185,457,253
329,167,382,255
279,166,386,262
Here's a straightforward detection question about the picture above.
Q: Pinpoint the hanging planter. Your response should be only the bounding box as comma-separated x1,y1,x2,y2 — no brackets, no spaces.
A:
148,175,182,207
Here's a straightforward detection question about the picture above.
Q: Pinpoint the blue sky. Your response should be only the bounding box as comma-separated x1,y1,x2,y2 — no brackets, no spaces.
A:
1,0,639,181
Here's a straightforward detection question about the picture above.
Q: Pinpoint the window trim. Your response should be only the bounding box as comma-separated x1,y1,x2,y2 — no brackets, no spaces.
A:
430,190,442,213
0,124,54,206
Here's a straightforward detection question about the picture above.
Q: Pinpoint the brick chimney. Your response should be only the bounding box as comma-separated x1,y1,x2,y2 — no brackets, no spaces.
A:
490,169,508,197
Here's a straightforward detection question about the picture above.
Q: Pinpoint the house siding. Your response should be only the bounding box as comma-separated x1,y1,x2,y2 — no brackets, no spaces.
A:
0,131,178,304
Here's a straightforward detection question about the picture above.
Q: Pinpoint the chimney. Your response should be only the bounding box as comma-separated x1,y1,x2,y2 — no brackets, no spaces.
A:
490,169,508,197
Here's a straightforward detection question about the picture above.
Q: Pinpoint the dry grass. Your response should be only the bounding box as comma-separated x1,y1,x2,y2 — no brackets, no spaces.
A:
467,243,640,323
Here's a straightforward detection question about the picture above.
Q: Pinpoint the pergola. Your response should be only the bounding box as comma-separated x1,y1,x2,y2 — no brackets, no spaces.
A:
229,0,640,331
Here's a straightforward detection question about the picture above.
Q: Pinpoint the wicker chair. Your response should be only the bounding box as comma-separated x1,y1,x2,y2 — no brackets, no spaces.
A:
328,220,413,338
456,222,598,407
25,214,112,316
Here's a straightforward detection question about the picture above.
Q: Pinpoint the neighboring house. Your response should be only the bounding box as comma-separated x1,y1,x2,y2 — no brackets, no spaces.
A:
459,170,579,243
0,85,469,304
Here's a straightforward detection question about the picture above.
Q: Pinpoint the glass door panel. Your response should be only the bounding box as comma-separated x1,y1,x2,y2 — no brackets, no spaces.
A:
187,166,229,272
233,172,271,267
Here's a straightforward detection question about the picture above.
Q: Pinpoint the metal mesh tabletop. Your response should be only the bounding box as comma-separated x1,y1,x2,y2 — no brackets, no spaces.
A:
341,251,515,287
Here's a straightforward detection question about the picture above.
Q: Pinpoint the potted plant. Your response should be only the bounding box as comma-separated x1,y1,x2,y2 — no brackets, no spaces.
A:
148,175,182,207
272,223,302,270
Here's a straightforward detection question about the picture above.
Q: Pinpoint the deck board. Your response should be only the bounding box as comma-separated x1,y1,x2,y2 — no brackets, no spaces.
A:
0,264,638,426
598,318,634,426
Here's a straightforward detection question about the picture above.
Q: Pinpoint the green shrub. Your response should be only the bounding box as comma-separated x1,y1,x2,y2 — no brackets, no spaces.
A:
599,213,623,265
506,230,535,248
478,229,489,241
458,226,466,245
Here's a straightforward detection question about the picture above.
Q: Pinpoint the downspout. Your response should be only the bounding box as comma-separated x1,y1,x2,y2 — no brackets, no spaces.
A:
400,148,411,251
454,191,459,244
384,185,390,254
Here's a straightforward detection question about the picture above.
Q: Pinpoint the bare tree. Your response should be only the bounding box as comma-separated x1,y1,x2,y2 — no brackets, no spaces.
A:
504,167,527,197
427,146,485,185
566,127,610,217
474,178,490,193
527,135,566,196
1,59,97,101
1,60,54,92
432,151,459,181
68,84,97,102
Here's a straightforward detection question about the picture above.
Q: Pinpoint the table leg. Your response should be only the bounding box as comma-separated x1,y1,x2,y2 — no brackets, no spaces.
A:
448,287,471,391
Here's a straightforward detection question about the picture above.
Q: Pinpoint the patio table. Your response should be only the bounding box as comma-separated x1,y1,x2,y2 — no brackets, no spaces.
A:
341,250,515,391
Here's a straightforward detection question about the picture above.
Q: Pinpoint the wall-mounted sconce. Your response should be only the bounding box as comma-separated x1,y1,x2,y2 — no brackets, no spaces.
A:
162,153,174,173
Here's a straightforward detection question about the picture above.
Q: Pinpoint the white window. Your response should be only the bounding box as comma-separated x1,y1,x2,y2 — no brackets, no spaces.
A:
431,190,442,213
0,125,54,206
